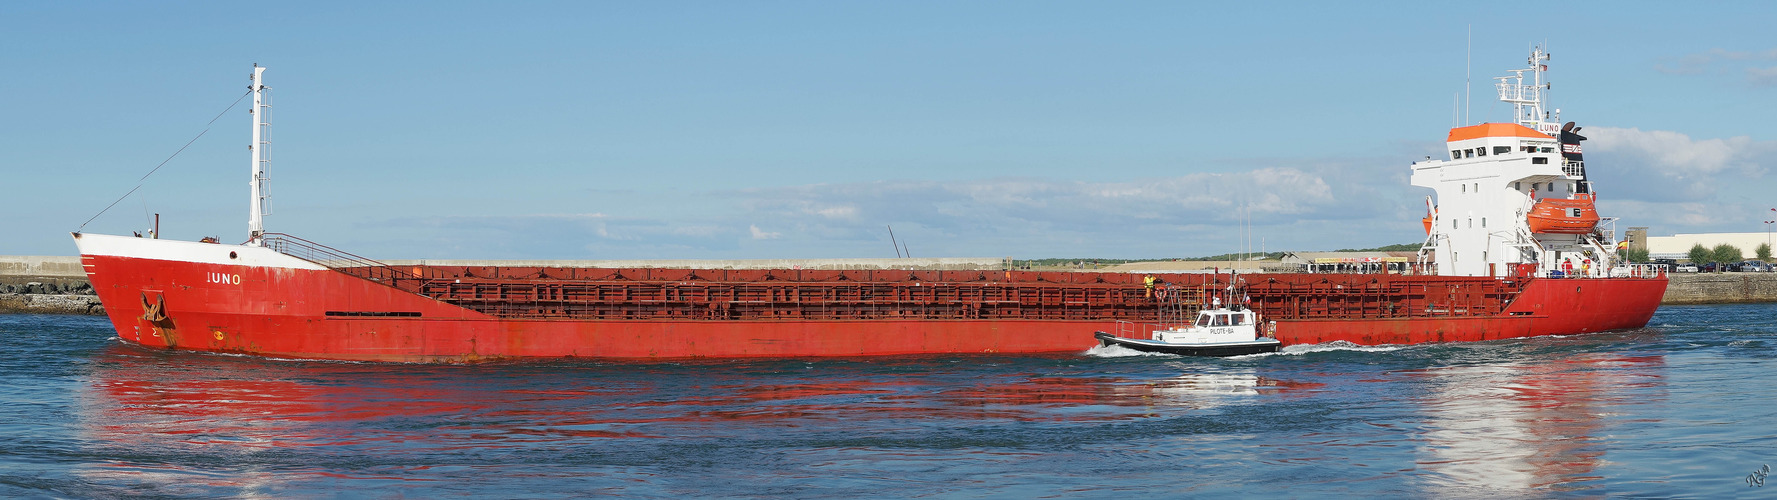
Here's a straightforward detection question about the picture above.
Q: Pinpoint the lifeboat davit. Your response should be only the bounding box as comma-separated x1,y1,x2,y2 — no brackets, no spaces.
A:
1527,193,1600,234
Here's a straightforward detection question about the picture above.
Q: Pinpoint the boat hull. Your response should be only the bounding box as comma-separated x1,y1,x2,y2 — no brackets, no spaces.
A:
75,233,1668,362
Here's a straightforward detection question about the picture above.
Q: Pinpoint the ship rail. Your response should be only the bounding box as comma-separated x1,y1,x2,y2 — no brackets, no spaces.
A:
1112,320,1166,339
1562,160,1584,177
1608,263,1667,279
262,233,438,293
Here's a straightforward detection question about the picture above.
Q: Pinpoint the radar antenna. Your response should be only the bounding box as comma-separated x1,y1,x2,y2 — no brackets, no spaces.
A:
1494,47,1557,135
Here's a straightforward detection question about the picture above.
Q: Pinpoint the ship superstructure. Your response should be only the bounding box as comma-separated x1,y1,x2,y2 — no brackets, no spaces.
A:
1413,47,1617,279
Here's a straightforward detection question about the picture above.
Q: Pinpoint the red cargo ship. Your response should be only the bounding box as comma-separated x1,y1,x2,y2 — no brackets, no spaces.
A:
74,50,1665,362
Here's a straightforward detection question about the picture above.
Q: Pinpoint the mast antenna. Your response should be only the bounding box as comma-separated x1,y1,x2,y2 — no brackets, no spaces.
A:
247,65,272,246
1464,25,1471,126
1493,46,1556,134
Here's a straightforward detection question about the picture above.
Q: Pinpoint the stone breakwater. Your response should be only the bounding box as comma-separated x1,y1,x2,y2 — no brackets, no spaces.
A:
0,281,104,315
0,293,104,315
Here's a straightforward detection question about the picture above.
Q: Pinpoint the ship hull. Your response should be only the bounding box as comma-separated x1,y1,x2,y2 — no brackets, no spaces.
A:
76,233,1668,362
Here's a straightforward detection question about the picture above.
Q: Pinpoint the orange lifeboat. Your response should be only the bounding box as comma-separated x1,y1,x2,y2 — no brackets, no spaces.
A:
1422,197,1436,234
1527,193,1600,234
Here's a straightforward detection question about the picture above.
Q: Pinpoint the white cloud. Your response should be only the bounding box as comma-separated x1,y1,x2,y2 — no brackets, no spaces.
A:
1655,48,1777,86
1748,66,1777,87
749,224,782,239
812,205,859,219
1585,126,1770,202
1575,127,1777,233
365,163,1432,259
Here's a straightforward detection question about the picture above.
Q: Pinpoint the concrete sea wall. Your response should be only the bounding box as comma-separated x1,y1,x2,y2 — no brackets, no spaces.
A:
1661,272,1777,305
0,256,103,314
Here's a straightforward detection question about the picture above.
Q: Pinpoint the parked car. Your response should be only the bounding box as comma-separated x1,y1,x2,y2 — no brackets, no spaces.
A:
1701,262,1719,273
1676,264,1699,273
1740,261,1771,273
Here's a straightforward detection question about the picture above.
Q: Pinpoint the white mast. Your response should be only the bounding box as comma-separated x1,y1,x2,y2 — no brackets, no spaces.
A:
247,65,271,246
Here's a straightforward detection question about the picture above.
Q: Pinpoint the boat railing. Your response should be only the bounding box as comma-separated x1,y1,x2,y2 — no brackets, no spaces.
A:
1113,320,1166,339
262,233,436,292
1562,160,1584,177
1608,263,1667,279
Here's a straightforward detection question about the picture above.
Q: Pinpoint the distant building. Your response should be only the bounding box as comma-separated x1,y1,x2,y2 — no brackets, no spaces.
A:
1625,227,1649,252
1646,232,1775,260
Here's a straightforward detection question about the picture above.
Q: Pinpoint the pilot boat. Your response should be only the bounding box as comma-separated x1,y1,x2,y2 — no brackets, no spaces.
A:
1094,302,1282,357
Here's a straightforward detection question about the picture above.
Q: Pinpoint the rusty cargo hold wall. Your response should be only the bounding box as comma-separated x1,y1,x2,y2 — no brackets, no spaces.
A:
332,265,1526,323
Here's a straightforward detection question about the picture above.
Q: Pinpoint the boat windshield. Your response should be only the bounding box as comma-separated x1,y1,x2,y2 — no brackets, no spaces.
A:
1231,314,1244,326
1214,314,1230,326
1196,314,1211,327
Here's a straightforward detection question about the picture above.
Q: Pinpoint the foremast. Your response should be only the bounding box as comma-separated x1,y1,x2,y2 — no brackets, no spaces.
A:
247,65,272,246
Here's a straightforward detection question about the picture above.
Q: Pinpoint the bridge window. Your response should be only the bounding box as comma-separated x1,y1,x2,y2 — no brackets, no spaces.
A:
1465,149,1475,158
1477,147,1487,157
1533,157,1549,164
1494,146,1512,155
1452,150,1461,159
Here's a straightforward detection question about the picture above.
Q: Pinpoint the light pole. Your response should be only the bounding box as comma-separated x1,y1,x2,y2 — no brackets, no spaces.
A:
1766,218,1775,258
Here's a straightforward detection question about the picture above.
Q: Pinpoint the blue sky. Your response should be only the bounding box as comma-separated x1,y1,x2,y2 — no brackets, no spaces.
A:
4,2,1774,259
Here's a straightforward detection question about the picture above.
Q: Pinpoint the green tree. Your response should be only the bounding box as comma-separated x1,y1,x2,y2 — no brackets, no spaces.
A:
1758,242,1772,262
1619,248,1649,263
1712,244,1743,269
1688,244,1710,265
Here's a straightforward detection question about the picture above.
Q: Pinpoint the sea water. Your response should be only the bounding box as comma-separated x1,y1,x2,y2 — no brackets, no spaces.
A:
1,304,1774,498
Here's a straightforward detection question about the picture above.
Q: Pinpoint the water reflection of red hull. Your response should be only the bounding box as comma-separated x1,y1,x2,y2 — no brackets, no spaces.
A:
82,347,1317,443
1413,346,1666,492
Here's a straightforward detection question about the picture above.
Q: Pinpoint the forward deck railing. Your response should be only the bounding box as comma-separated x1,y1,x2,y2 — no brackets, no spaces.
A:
262,233,435,293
